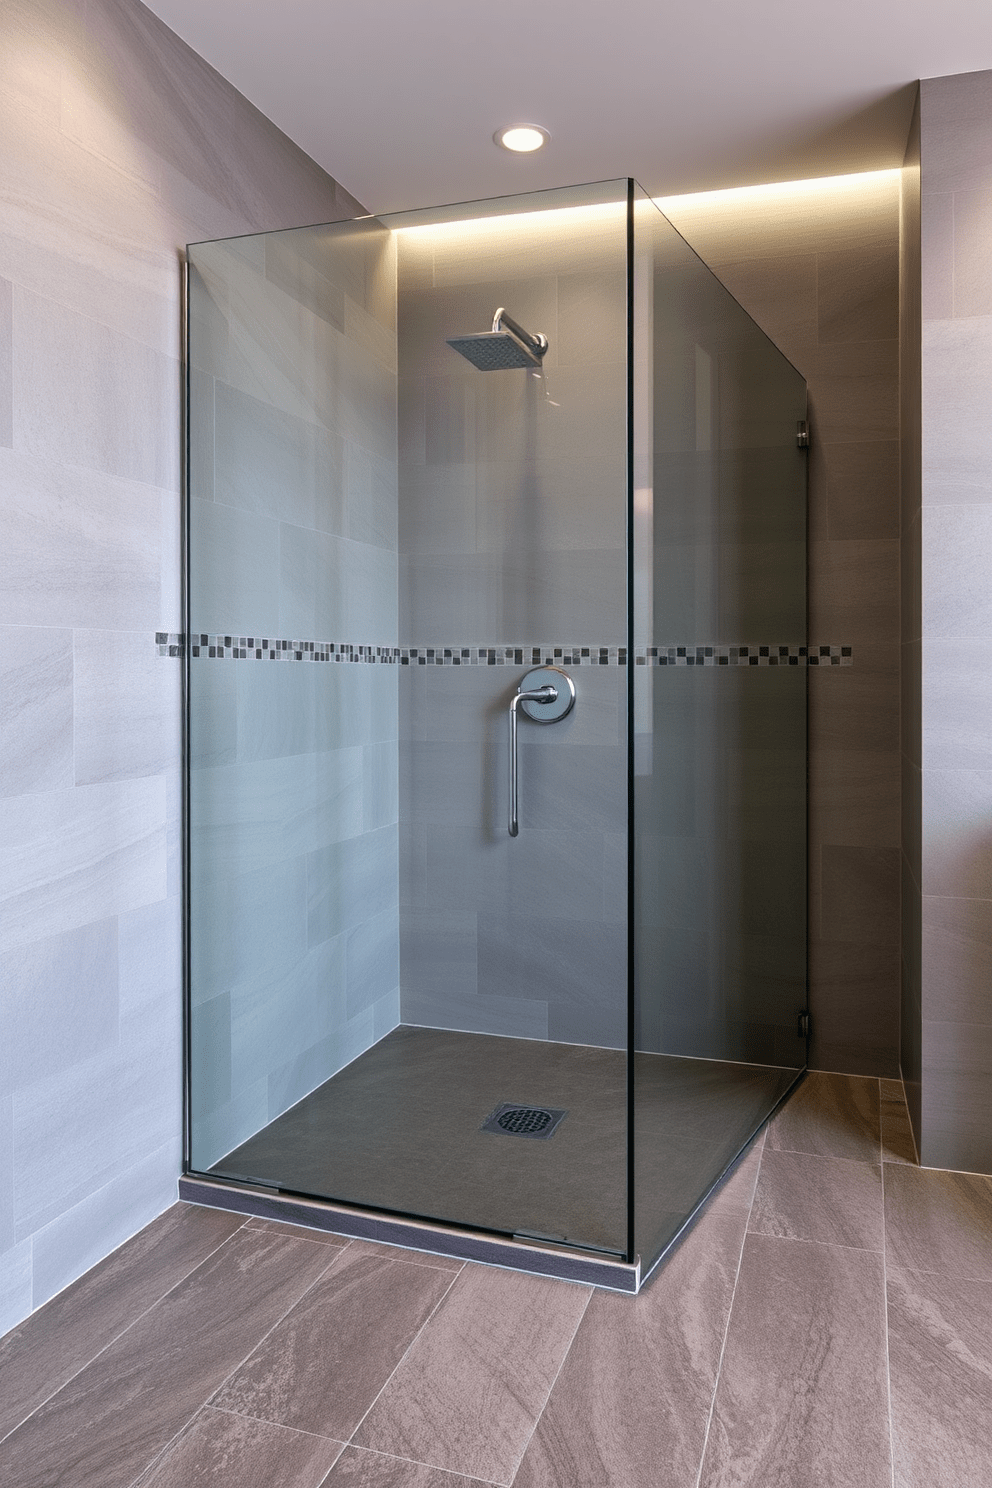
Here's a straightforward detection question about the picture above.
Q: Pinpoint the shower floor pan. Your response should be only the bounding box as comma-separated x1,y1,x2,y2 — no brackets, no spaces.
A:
181,1026,796,1291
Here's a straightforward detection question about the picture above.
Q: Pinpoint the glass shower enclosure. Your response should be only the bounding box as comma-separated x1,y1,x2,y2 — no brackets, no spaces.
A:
183,180,808,1288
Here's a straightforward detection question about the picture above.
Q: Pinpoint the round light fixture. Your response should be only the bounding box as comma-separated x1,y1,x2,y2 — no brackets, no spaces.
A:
494,124,550,154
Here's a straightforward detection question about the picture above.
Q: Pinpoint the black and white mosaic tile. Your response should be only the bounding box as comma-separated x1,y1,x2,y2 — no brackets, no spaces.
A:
159,633,852,667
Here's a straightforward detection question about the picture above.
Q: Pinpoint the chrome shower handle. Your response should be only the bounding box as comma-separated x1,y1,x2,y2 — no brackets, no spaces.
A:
508,686,558,837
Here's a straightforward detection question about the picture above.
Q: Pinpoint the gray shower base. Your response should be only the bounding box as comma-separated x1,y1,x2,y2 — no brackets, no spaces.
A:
189,1026,798,1280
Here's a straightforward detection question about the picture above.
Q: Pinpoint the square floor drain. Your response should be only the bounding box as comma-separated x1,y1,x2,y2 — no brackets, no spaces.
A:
481,1102,568,1140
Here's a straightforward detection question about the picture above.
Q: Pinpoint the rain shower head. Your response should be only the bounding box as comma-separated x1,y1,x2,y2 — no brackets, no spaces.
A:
447,307,549,371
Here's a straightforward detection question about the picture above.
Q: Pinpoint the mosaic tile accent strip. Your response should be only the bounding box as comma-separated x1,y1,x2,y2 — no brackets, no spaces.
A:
159,633,852,666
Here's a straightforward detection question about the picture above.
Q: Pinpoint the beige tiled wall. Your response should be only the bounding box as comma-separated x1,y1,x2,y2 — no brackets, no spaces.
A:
662,173,902,1077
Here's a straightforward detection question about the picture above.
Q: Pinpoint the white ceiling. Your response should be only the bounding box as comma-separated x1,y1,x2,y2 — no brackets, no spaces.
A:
145,0,992,213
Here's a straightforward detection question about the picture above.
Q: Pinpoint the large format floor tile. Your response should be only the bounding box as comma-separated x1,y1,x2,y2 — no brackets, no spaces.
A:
749,1147,884,1251
0,1203,243,1444
883,1163,992,1280
326,1447,501,1485
887,1267,992,1488
135,1407,344,1488
765,1070,881,1163
0,1227,334,1488
354,1264,590,1485
512,1209,748,1488
696,1233,892,1487
880,1078,918,1164
211,1245,457,1439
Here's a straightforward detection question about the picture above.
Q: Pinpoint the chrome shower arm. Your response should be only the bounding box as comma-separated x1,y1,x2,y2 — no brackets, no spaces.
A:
492,307,549,359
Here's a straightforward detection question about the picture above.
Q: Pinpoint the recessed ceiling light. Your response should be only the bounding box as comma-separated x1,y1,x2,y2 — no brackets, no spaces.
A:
494,124,550,154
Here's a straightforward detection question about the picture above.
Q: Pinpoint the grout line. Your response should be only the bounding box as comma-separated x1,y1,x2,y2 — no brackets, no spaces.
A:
203,1402,346,1444
743,1231,884,1256
342,1260,464,1449
0,1215,254,1450
763,1143,880,1168
334,1442,504,1485
879,1081,897,1488
504,1282,594,1486
692,1126,765,1488
123,1226,349,1488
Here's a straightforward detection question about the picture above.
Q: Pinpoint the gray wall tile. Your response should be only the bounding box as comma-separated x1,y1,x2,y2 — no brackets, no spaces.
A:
0,777,167,956
12,287,180,491
0,278,12,448
74,629,179,785
1,447,162,631
30,1139,179,1312
0,919,119,1094
0,626,73,799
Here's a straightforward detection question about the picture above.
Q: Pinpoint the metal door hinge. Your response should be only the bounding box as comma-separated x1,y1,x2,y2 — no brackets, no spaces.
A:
796,420,810,449
798,1010,811,1039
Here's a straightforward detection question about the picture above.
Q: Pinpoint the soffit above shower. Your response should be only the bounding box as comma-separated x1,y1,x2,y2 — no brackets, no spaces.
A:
143,0,990,213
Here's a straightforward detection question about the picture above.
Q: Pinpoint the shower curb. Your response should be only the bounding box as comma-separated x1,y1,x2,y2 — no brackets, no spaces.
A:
178,1175,641,1292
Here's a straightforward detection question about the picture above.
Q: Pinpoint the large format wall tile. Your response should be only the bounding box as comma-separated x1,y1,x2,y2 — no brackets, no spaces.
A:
74,629,180,785
0,447,162,631
0,777,167,955
0,0,361,1335
0,626,73,799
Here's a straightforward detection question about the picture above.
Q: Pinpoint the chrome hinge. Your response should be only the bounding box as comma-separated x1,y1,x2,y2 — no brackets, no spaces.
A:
796,420,810,449
798,1010,811,1039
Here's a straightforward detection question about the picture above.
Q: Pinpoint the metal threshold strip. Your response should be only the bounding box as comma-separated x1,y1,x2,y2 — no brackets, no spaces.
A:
178,1174,641,1293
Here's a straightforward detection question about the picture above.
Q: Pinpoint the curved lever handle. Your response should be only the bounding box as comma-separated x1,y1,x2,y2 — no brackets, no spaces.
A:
508,686,558,837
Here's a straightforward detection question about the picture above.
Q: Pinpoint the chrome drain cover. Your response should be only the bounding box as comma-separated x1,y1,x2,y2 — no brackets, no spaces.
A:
481,1103,568,1140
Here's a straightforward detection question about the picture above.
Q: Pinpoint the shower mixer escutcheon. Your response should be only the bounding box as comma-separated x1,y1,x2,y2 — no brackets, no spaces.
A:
508,667,576,837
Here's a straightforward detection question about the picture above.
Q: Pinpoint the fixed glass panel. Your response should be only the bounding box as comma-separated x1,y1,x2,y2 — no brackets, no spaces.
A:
186,218,401,1175
631,188,808,1274
187,183,631,1259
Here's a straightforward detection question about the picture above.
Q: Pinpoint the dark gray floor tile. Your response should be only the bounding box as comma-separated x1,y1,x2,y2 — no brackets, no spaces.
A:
0,1203,243,1444
749,1148,884,1251
0,1228,334,1488
135,1406,343,1487
325,1446,500,1485
888,1266,992,1488
766,1071,881,1163
880,1078,918,1164
353,1264,590,1484
697,1235,891,1487
210,1246,455,1440
883,1164,992,1281
513,1209,748,1488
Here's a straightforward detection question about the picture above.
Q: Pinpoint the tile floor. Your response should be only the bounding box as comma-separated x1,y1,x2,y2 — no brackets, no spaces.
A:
2,1072,991,1487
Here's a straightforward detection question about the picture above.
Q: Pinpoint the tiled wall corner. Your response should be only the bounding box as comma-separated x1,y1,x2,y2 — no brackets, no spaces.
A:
0,0,358,1336
664,171,903,1078
917,68,992,1176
